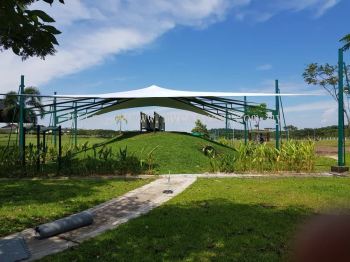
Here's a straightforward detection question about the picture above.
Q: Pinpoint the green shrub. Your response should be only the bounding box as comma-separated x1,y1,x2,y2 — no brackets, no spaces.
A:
216,137,235,148
0,143,153,177
139,146,159,175
210,153,236,173
209,140,315,173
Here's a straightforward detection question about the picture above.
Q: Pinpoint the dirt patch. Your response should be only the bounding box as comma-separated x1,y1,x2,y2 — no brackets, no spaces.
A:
315,146,348,156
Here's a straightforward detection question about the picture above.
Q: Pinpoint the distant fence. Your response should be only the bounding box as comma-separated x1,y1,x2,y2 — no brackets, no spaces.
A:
209,129,343,141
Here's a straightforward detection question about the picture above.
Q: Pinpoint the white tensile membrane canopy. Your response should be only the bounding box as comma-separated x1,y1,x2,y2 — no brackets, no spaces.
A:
53,85,315,118
55,85,309,99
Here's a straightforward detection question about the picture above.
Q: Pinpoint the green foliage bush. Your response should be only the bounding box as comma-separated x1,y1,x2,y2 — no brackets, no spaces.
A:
216,137,235,148
210,140,316,173
0,143,155,177
191,119,209,138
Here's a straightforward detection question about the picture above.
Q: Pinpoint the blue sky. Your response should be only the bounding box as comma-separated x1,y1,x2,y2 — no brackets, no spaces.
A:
1,0,349,131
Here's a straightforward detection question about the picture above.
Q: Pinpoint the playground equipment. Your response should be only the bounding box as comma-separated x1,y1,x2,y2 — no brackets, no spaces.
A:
140,111,165,132
154,112,165,131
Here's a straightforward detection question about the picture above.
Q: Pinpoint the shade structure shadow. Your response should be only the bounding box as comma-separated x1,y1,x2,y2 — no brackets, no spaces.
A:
42,199,312,262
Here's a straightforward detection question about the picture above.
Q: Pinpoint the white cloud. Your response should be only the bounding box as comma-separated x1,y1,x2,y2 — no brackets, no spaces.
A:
0,0,341,94
0,27,156,93
321,106,337,124
0,0,235,93
31,0,99,27
256,64,272,71
284,100,336,113
315,0,340,17
280,100,338,127
233,0,341,22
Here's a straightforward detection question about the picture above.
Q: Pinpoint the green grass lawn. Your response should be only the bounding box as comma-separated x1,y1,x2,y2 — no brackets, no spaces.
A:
0,178,152,237
315,156,337,172
315,152,350,171
43,177,350,262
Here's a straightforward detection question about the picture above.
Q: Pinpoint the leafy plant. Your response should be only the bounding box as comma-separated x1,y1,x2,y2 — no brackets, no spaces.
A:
208,140,316,173
0,0,64,60
216,137,235,148
0,142,153,177
146,146,159,175
210,153,236,173
81,141,89,157
118,146,128,161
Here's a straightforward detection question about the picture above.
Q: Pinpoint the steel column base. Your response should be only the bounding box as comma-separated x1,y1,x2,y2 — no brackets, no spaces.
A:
331,166,349,174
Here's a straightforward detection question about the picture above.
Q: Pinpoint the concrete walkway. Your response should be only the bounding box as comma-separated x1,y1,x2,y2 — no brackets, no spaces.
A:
3,176,196,261
160,172,335,178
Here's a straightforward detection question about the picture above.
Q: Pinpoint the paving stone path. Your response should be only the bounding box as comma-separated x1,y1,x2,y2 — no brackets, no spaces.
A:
3,176,196,261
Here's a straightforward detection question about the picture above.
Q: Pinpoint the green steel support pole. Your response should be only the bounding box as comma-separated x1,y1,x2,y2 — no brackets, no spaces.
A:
58,125,62,173
244,96,248,145
225,103,228,138
36,125,40,171
43,131,46,164
275,79,280,150
19,75,25,163
74,101,78,147
338,48,345,166
22,127,26,166
53,92,57,146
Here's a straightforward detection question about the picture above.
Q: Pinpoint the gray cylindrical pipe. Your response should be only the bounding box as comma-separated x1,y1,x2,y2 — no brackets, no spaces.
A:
35,211,93,239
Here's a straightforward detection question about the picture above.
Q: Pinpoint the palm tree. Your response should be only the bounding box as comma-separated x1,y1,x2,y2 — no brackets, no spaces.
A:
1,87,45,125
115,115,127,133
340,34,350,51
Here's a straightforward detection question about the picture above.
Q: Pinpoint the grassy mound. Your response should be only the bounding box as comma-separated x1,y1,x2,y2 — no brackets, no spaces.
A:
81,132,232,174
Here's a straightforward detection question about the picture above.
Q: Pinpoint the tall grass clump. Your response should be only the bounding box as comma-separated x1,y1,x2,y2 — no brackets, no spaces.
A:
210,140,315,173
216,137,236,148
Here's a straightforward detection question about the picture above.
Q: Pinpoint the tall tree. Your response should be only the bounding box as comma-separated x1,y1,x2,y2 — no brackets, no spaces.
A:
245,103,268,131
1,87,44,124
0,0,64,60
192,119,209,138
115,115,127,133
303,63,350,125
303,35,350,127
